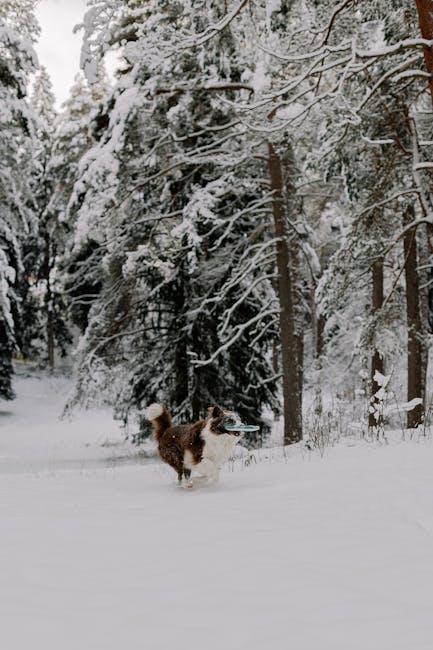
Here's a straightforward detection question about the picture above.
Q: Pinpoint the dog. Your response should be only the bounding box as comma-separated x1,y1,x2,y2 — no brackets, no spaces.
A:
145,404,243,488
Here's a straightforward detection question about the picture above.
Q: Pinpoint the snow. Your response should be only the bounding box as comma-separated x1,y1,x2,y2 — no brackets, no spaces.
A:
2,374,433,649
0,369,144,474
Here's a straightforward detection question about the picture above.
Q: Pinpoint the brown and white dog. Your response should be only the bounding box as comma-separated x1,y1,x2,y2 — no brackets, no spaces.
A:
145,404,243,488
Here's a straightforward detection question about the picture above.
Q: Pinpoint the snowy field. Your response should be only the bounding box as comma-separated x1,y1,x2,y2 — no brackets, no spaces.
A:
2,374,433,649
0,369,147,474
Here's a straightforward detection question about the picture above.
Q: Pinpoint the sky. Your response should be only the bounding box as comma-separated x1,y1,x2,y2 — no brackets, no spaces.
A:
34,0,89,108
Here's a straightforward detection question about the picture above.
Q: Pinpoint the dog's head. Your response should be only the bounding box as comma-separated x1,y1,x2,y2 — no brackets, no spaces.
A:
207,405,243,437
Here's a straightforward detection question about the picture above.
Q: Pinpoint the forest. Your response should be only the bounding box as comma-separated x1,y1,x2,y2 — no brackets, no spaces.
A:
3,2,433,649
4,1,433,450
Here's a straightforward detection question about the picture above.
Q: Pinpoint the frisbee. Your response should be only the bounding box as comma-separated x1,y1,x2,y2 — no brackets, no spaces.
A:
224,424,260,432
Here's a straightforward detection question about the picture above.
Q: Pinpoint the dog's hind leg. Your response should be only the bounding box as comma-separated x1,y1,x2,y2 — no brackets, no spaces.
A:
159,446,184,485
178,465,194,489
182,468,193,489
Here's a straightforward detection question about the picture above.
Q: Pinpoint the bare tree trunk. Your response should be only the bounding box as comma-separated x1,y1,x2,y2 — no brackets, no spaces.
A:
403,206,425,427
282,143,304,400
47,302,55,371
317,314,326,359
311,289,325,416
43,231,55,372
419,221,433,385
291,227,304,398
174,244,190,417
368,259,385,428
267,142,302,444
271,276,280,377
415,0,433,102
414,1,433,422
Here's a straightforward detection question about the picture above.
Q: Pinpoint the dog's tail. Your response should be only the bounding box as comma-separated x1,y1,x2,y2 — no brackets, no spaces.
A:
145,403,172,442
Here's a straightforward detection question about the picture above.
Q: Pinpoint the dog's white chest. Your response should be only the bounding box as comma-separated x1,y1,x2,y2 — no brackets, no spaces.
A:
201,430,238,466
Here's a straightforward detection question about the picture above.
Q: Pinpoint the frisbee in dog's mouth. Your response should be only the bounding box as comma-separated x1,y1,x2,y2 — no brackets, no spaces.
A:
224,424,260,433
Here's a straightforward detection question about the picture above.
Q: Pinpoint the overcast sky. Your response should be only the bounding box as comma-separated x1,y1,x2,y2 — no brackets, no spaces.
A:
35,0,88,108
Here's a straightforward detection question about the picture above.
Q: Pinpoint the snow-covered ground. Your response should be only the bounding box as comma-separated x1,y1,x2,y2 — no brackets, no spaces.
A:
2,373,433,649
0,369,148,474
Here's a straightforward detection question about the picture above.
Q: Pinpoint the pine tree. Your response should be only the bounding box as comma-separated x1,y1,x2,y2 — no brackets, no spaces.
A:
310,1,431,426
52,0,433,440
66,1,281,443
244,0,432,423
49,72,110,335
30,66,73,369
0,0,40,398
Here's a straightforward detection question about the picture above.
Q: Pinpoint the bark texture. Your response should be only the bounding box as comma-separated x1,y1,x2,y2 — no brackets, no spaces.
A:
42,231,55,371
403,207,426,427
284,152,304,400
267,142,302,444
368,259,384,429
415,0,433,101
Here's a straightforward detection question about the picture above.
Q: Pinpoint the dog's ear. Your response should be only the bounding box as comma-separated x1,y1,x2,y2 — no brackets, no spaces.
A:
208,405,224,419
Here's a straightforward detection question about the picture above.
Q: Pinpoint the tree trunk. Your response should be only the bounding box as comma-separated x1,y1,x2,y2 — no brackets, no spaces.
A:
315,309,326,360
0,321,15,401
267,142,302,444
43,231,55,371
290,223,304,399
271,277,280,376
403,206,425,427
414,1,433,422
415,0,433,102
47,303,55,371
420,222,433,364
174,256,190,418
283,143,304,401
368,259,384,428
311,288,325,416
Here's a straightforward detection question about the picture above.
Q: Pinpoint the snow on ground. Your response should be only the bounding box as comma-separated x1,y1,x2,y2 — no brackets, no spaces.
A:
0,369,147,473
2,373,433,649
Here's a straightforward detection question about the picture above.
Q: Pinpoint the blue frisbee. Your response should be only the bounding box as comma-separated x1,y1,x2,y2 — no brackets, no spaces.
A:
224,424,260,433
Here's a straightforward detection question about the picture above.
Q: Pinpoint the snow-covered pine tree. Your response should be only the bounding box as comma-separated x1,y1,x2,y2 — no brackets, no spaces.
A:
66,0,281,443
210,0,433,428
281,1,432,423
30,66,74,369
0,0,40,398
240,1,318,444
46,72,110,338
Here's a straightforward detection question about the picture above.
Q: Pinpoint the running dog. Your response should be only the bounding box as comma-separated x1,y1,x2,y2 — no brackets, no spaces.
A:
145,404,242,488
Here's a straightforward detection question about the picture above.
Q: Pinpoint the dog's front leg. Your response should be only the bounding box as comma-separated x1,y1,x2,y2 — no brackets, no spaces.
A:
195,459,219,485
181,469,194,489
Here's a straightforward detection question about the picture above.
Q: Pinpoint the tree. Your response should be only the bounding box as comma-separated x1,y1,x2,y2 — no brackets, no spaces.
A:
30,66,75,369
25,0,433,442
403,204,425,427
64,1,280,443
267,142,302,443
39,72,110,366
239,0,433,426
0,0,40,397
